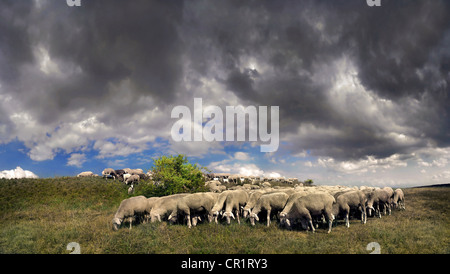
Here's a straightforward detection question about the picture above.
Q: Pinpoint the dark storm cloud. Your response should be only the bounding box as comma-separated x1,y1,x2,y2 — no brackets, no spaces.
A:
1,0,449,162
180,0,450,160
1,0,185,125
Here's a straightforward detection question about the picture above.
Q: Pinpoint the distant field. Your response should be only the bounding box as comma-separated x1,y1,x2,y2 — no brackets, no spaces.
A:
0,178,448,254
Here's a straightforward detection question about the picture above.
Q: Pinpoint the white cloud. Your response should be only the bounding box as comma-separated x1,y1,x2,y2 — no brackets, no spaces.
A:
238,164,265,177
432,171,450,181
267,172,282,178
234,151,250,161
67,153,87,168
0,166,39,179
317,154,408,174
208,158,264,177
93,140,146,159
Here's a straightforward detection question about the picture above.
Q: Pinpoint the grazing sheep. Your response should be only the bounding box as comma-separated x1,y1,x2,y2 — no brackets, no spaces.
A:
211,190,233,223
242,191,265,218
249,192,289,227
115,169,126,178
222,190,249,224
191,215,202,227
392,188,405,210
280,193,335,233
102,168,118,180
169,192,217,228
144,197,160,223
123,173,132,182
332,190,367,228
125,174,140,185
76,171,96,177
112,196,150,230
130,169,146,179
206,181,226,193
127,184,134,195
367,189,392,218
383,187,395,199
150,193,189,223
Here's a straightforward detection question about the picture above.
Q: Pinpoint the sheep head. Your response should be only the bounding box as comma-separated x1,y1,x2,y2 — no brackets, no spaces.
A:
249,213,259,226
112,217,122,231
150,214,161,223
242,208,251,218
222,211,235,224
279,212,290,227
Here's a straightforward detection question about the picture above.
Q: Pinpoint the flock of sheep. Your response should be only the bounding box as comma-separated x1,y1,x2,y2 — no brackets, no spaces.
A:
110,177,406,233
77,168,151,194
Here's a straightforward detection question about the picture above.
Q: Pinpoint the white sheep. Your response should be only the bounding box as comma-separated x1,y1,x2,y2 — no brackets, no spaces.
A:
150,193,189,223
123,173,132,182
242,191,265,218
392,188,405,210
332,190,367,228
249,192,289,227
169,192,217,228
206,180,226,193
125,174,140,185
211,190,233,223
112,196,151,230
76,171,97,177
366,188,392,218
280,193,335,233
144,197,160,223
129,169,145,179
127,184,134,195
383,187,395,198
221,190,249,224
102,168,118,180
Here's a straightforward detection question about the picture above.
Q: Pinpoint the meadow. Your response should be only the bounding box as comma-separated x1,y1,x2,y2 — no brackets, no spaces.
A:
0,177,448,254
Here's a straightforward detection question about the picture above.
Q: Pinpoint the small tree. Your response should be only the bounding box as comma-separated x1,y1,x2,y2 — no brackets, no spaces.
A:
303,179,314,186
138,154,208,197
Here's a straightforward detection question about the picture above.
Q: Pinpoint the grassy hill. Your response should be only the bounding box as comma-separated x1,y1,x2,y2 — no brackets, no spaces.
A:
0,177,449,254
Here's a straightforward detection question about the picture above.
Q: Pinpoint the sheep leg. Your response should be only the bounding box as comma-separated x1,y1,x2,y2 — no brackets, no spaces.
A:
345,213,350,228
363,206,367,224
266,209,271,227
187,214,192,229
308,219,315,233
324,213,333,233
235,209,240,225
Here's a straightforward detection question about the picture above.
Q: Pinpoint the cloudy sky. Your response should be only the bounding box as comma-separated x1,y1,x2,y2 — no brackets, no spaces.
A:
0,0,449,186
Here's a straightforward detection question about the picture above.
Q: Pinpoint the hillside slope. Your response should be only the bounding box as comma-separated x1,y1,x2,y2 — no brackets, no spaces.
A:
0,178,448,254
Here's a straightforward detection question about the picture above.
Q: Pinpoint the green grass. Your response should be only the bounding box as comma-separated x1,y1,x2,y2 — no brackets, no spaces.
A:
0,178,449,254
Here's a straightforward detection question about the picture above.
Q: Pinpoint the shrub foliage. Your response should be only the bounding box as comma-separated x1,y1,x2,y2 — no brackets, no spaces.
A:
137,154,208,197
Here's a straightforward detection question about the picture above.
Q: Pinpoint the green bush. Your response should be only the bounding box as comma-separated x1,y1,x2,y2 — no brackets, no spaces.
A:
137,154,208,197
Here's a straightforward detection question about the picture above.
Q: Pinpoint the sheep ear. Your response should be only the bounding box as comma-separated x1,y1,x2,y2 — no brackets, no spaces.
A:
157,214,161,222
230,212,235,219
